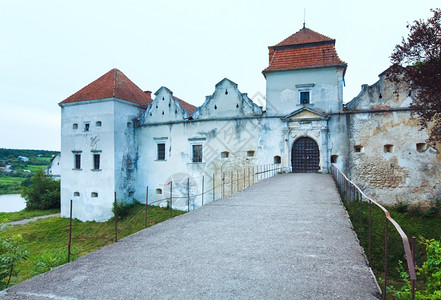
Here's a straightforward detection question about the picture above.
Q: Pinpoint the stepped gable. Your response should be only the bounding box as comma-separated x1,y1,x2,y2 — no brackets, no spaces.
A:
59,69,152,108
173,96,197,115
263,27,347,73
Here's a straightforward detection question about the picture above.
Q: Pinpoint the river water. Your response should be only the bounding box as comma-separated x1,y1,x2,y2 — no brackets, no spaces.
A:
0,194,26,212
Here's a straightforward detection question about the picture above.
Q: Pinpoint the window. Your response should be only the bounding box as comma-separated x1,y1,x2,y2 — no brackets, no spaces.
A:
192,144,202,162
73,192,80,197
96,121,102,127
74,154,81,169
91,192,98,198
300,91,310,104
221,151,229,158
127,122,132,127
354,145,364,153
73,123,78,129
157,143,165,160
274,155,281,164
156,188,162,195
416,143,427,152
84,123,90,131
93,154,100,170
384,144,394,153
128,191,134,197
247,150,255,157
331,155,338,163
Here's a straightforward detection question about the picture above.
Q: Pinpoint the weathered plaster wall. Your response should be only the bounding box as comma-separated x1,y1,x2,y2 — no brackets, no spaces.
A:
60,99,144,221
347,75,441,205
265,67,345,116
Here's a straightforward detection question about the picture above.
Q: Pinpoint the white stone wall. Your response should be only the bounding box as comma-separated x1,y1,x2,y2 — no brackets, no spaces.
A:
265,67,345,116
60,98,144,221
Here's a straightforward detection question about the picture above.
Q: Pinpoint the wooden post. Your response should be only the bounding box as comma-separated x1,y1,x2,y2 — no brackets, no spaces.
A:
145,186,148,228
114,192,118,242
201,175,204,206
169,182,173,219
187,177,190,212
67,199,73,262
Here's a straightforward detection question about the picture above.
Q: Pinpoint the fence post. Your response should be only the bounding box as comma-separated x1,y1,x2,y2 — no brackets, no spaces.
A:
230,171,233,196
145,186,148,228
169,182,173,219
202,175,204,206
213,173,215,202
383,219,389,300
411,236,416,300
114,192,118,242
67,199,73,263
222,172,225,199
369,199,372,264
359,191,363,240
187,177,190,212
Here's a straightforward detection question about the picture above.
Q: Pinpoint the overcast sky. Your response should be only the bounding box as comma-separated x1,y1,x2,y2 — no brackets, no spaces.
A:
1,0,438,151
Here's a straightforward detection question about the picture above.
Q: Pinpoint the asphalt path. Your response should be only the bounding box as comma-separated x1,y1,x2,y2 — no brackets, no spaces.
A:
1,173,380,299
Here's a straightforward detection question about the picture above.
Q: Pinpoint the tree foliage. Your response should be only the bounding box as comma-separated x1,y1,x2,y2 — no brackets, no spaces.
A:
21,169,60,210
0,235,28,290
389,8,441,142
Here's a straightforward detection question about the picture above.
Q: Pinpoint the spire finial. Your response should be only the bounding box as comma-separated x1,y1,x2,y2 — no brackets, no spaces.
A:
303,8,306,29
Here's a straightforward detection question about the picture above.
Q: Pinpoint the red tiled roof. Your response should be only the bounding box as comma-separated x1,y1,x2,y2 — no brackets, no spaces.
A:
59,69,152,108
263,27,346,73
173,96,197,115
274,27,334,46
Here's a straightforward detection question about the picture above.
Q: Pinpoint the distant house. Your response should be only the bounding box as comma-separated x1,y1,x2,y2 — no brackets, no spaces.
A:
18,156,29,162
23,170,31,173
3,165,12,173
46,154,61,181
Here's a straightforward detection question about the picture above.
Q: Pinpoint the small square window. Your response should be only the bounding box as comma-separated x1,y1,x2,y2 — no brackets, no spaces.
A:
73,192,80,197
416,143,427,152
300,91,310,104
96,121,102,127
157,143,165,160
73,123,78,129
247,150,255,157
192,145,202,163
128,191,134,197
354,145,363,153
156,188,162,195
274,155,281,164
91,192,98,198
221,151,229,158
384,144,394,153
84,123,90,131
331,155,338,163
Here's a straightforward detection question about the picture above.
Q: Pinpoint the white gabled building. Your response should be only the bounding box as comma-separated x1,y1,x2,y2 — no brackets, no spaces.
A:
59,28,441,221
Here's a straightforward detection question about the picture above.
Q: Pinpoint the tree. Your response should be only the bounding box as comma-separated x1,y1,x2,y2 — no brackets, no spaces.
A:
389,8,441,142
21,169,60,210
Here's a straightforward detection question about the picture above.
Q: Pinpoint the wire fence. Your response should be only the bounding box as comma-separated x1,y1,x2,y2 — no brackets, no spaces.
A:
331,165,416,300
67,163,282,262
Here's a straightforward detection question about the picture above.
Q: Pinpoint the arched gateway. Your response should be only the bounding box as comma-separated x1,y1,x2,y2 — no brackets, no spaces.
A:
291,137,320,173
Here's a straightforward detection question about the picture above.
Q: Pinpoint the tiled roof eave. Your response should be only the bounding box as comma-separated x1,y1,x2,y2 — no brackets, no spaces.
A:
263,63,347,74
59,97,148,109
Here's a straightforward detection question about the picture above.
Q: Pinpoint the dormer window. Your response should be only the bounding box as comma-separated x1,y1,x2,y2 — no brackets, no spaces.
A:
300,91,310,104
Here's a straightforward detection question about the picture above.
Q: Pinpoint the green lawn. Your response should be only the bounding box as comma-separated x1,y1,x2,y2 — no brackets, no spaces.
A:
0,204,185,288
0,209,59,223
0,177,26,194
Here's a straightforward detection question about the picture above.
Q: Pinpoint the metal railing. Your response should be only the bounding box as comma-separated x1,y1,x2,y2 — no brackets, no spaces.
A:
331,165,416,300
67,163,282,261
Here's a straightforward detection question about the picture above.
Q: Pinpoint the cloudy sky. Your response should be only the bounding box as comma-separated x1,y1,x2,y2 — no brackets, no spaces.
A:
1,0,438,151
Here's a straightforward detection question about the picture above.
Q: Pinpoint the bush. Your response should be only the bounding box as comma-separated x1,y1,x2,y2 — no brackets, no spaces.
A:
392,238,441,299
112,199,136,220
31,249,68,276
21,169,60,210
0,235,28,290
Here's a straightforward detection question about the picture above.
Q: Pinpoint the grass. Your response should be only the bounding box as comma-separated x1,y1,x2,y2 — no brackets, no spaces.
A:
0,209,59,223
0,177,27,195
343,197,441,298
0,203,185,288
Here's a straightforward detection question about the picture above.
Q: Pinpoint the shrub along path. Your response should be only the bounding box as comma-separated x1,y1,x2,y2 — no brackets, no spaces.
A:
1,174,380,299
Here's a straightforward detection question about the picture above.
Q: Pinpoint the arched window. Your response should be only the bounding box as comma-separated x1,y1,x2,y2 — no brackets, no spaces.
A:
274,155,281,164
73,192,80,197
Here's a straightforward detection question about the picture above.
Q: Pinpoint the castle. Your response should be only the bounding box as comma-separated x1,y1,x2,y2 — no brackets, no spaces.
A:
58,27,441,221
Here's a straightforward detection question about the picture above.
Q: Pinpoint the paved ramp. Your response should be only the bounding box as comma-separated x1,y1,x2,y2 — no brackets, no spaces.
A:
2,174,380,299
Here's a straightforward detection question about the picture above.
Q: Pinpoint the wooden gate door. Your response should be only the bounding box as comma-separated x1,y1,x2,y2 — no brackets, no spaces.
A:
291,137,320,173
